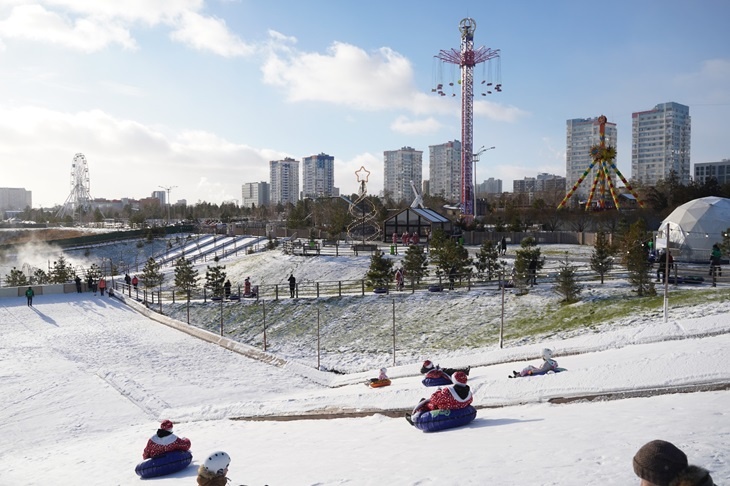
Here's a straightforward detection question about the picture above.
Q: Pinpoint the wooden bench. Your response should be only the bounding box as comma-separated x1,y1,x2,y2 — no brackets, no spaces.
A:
351,244,378,255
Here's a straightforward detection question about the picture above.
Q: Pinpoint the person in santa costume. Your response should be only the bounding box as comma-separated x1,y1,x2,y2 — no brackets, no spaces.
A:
142,419,192,459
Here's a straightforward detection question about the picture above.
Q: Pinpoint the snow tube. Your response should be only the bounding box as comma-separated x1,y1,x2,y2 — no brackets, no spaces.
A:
368,378,391,388
428,285,443,292
135,450,193,478
413,406,476,432
373,287,389,294
422,376,452,387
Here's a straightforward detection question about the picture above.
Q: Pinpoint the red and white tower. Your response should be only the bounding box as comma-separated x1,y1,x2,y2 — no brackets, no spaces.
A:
435,18,501,220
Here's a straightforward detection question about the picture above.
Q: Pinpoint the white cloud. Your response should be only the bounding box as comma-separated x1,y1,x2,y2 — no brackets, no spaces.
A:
169,10,254,57
336,152,383,197
675,58,730,104
0,1,254,56
262,35,419,111
0,105,276,207
390,115,442,135
0,4,137,52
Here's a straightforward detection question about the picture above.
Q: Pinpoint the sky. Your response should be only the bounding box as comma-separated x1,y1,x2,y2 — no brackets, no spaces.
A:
1,248,729,484
1,1,730,209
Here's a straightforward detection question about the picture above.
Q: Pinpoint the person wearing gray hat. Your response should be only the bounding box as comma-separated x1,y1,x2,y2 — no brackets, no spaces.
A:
632,439,715,486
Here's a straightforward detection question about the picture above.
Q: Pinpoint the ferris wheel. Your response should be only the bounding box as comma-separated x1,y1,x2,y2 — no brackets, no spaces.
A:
56,153,95,220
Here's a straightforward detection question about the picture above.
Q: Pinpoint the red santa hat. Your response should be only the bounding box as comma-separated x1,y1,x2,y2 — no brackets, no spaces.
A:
160,419,174,431
452,371,468,386
422,360,434,370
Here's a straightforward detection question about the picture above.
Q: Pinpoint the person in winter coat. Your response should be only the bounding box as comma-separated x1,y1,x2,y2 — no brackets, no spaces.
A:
131,275,139,289
25,286,34,307
402,231,410,246
98,277,107,296
223,279,232,298
656,250,674,282
244,277,252,296
395,268,404,291
369,367,389,384
511,348,558,377
142,419,191,459
87,275,95,294
411,232,420,245
632,439,716,486
392,232,399,254
197,451,231,486
420,360,470,378
288,273,296,298
407,371,472,424
709,243,722,277
74,275,82,293
124,273,131,287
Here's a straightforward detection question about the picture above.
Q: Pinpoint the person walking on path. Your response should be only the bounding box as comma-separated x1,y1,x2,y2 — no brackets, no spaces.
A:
124,273,131,287
98,277,107,296
131,275,139,290
710,243,722,277
288,273,296,298
392,232,398,255
74,275,82,293
501,236,507,255
25,286,34,307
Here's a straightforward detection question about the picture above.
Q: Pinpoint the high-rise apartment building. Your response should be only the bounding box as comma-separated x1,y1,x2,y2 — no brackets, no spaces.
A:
631,102,691,185
270,158,299,206
428,140,461,202
151,190,166,206
0,187,32,211
384,146,423,203
241,182,270,208
480,177,502,195
695,160,730,185
566,117,618,199
302,153,335,198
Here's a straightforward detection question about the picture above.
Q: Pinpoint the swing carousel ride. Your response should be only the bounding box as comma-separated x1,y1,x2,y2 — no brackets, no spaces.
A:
557,115,644,211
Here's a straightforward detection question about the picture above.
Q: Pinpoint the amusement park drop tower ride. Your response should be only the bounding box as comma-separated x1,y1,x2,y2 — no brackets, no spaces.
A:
435,18,501,221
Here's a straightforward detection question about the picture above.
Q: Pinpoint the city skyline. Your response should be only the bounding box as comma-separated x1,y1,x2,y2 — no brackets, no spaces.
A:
1,1,728,208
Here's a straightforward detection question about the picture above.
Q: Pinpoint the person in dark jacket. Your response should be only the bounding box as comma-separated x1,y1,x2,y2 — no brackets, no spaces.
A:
633,439,715,486
74,275,82,293
288,273,296,298
224,279,232,299
25,286,34,307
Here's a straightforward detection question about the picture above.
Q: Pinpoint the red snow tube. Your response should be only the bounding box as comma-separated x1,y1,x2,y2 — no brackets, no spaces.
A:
135,450,193,478
413,406,477,432
369,379,392,388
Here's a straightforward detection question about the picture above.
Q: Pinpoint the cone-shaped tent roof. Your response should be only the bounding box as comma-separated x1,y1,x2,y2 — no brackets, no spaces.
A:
660,196,730,259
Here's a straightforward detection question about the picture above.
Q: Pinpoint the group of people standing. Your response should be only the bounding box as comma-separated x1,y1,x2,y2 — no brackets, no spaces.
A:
391,231,423,254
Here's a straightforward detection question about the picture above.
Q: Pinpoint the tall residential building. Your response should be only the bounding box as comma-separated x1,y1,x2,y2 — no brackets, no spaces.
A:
151,190,166,206
384,146,423,203
695,159,730,185
428,140,461,202
566,117,618,200
631,102,691,185
0,187,32,210
241,182,270,208
270,158,299,206
480,177,502,195
302,153,335,198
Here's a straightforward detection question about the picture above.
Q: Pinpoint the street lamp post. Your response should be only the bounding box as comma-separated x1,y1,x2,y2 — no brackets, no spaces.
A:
472,146,495,219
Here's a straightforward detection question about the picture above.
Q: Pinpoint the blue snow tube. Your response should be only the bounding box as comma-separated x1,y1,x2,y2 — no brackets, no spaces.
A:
422,376,452,387
413,406,477,432
135,450,193,478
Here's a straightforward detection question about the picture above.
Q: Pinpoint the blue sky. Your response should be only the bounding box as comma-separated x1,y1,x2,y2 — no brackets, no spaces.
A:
1,1,729,208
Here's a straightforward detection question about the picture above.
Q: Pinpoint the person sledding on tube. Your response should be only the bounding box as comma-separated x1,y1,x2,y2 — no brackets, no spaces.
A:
142,420,191,459
511,348,558,378
421,359,470,380
407,371,473,425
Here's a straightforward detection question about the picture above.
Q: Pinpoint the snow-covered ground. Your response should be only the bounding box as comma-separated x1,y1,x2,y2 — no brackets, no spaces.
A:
0,243,728,485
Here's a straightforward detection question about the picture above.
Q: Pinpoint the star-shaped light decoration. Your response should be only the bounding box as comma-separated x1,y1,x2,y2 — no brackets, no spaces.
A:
355,166,370,183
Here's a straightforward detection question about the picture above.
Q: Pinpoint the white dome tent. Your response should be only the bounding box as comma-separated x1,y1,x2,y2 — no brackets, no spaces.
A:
659,196,730,261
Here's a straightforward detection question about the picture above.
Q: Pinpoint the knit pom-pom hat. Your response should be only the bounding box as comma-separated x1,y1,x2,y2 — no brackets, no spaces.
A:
160,420,174,431
632,440,687,486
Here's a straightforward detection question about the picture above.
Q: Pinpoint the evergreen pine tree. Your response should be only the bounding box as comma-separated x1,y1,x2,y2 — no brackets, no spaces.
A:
141,257,165,289
174,257,199,297
590,230,615,284
620,220,656,297
475,240,502,280
204,258,227,298
86,263,102,282
50,255,75,284
402,244,429,286
366,249,394,289
513,237,543,293
5,267,29,286
31,268,49,285
554,252,582,304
